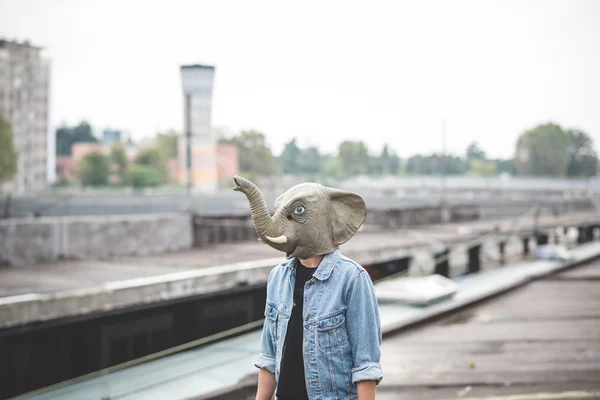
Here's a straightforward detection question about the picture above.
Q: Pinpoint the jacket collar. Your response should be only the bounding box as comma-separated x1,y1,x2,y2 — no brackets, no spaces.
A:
289,249,340,281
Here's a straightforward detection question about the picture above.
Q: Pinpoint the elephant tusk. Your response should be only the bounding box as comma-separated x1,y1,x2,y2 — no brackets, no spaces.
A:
265,235,288,244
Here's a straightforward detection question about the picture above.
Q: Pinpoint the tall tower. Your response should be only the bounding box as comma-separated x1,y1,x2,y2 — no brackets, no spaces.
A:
0,39,50,194
179,64,218,193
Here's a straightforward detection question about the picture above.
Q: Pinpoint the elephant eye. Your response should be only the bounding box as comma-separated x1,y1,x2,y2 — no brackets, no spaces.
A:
293,205,306,215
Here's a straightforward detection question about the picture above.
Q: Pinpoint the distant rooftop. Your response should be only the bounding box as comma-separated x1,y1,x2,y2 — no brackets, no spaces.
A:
0,38,42,50
180,64,215,70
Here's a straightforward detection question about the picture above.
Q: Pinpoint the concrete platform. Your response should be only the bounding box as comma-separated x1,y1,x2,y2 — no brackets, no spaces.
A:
378,257,600,399
15,242,600,400
0,212,598,329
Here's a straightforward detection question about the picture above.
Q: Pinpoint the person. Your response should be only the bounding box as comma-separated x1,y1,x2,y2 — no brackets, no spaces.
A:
232,175,382,400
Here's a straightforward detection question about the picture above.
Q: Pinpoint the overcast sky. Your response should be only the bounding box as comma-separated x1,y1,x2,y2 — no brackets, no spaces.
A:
1,0,599,158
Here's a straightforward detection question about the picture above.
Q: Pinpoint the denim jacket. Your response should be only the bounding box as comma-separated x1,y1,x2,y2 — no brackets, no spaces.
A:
255,250,383,399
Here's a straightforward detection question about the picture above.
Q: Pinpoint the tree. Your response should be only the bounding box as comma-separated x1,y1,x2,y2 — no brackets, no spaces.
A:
323,156,344,180
280,138,301,174
446,155,469,175
495,159,515,175
278,139,324,176
127,165,162,188
299,146,323,175
55,127,73,155
0,115,18,185
406,154,441,175
466,142,486,162
513,123,571,177
219,130,277,177
406,153,467,175
110,143,128,183
370,144,400,175
79,152,110,186
468,159,497,176
56,121,97,156
565,129,598,177
338,140,369,176
134,146,168,183
155,131,179,160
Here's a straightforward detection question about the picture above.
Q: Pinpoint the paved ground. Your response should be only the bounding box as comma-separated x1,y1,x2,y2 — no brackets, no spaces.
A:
377,259,600,400
0,212,597,298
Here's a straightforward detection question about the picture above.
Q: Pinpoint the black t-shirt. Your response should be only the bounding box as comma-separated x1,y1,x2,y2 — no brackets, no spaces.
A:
276,259,317,400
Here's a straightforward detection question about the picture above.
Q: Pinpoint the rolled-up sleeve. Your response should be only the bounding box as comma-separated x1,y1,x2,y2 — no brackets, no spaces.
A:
346,270,383,385
254,313,276,373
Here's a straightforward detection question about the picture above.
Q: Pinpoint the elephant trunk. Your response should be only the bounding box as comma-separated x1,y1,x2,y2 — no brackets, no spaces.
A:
233,175,273,239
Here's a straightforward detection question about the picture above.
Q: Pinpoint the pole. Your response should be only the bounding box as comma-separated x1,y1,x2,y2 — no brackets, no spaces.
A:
441,117,447,202
185,93,192,207
440,117,449,222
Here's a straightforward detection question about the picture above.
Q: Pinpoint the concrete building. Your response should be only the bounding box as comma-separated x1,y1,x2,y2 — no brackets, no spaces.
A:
179,64,218,192
168,143,239,188
216,143,239,183
0,39,51,194
71,142,104,165
55,156,77,182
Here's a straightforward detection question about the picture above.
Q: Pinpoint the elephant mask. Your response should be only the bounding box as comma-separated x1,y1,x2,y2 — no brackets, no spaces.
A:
233,175,366,259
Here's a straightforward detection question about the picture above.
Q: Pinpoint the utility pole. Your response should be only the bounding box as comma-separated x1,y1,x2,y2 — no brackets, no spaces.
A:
185,93,192,208
440,117,449,223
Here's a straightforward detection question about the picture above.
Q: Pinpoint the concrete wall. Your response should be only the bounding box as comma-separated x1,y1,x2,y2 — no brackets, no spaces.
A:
0,213,193,266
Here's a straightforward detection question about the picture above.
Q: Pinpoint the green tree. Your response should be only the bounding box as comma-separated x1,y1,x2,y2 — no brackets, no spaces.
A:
565,129,597,177
56,121,97,156
406,153,467,175
495,159,515,175
370,143,400,175
323,156,344,180
278,139,324,176
514,123,571,177
280,138,301,174
0,115,18,185
468,159,497,176
299,146,323,175
155,131,179,160
466,142,486,162
406,154,440,175
134,146,168,183
219,130,277,177
110,143,128,183
79,152,110,186
127,165,162,188
338,140,369,177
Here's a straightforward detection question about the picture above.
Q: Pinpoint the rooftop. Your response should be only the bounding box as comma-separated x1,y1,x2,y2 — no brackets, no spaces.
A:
18,242,600,399
180,64,215,70
0,38,42,50
1,211,598,329
378,255,600,399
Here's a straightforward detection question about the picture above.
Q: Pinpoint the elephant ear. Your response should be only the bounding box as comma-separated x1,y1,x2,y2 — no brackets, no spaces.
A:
327,188,367,245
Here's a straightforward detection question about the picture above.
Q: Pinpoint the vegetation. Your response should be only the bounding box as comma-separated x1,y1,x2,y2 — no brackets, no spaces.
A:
514,123,597,177
110,143,128,183
127,165,163,188
155,130,179,160
56,121,98,155
134,146,168,183
79,152,110,186
0,115,18,185
55,120,598,189
219,130,277,177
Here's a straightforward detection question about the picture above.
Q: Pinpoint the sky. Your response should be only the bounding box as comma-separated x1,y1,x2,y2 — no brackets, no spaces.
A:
1,0,599,159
